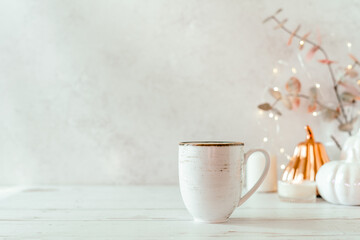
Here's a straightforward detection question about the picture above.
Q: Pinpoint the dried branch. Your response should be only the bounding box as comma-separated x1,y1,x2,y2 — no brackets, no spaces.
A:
263,9,356,135
331,135,342,151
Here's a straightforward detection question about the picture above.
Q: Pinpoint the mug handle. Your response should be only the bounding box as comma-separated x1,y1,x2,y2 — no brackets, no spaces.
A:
238,149,270,207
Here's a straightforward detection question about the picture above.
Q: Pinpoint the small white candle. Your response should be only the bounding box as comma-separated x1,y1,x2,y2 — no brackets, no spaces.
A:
278,180,316,202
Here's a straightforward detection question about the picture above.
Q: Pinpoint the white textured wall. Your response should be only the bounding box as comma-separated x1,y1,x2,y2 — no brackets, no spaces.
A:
1,0,360,184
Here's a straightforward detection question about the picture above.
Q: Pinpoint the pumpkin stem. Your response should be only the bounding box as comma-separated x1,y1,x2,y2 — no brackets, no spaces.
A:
305,125,314,141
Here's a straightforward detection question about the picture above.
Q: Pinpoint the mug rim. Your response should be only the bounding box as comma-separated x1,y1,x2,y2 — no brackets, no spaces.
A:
179,141,244,146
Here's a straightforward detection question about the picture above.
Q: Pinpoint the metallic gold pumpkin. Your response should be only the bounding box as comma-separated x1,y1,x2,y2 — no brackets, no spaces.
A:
282,125,329,183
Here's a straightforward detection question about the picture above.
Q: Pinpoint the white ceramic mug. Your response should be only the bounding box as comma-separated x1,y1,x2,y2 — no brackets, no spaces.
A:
179,141,270,223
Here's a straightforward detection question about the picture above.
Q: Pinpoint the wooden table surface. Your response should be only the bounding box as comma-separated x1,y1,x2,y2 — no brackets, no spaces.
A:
0,186,359,239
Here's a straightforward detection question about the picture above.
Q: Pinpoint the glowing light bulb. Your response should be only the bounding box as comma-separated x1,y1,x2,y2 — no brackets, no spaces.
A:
274,115,279,121
315,83,320,88
263,137,268,143
273,87,279,91
347,42,352,48
299,40,304,46
291,67,297,74
273,68,278,74
312,112,318,117
269,112,274,118
280,164,286,170
280,148,285,153
347,64,353,70
258,109,264,115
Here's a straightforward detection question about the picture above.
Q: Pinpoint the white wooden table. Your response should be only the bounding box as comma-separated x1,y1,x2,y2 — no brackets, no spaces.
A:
0,186,359,239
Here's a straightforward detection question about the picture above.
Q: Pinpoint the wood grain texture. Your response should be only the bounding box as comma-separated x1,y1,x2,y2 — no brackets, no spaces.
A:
0,186,359,239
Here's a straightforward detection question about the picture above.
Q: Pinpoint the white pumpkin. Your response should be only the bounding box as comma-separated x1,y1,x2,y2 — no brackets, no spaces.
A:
316,131,360,205
341,129,360,160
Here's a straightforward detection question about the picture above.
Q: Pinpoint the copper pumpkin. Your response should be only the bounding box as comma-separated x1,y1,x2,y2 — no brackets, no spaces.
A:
282,125,329,183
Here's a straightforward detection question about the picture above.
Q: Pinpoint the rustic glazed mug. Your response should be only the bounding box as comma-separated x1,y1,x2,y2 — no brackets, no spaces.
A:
179,141,270,223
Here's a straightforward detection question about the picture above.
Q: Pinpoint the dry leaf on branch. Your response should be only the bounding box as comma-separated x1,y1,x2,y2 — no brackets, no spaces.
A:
318,59,336,64
307,87,319,112
339,123,353,132
341,91,356,103
291,96,301,109
307,29,321,60
263,16,272,24
308,103,317,113
258,103,272,111
307,46,320,60
285,77,301,93
299,32,311,50
338,81,360,96
338,117,358,132
349,54,360,64
345,69,358,78
268,88,282,100
274,8,283,15
281,96,292,110
288,25,301,46
271,108,282,116
309,87,318,102
323,108,340,121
